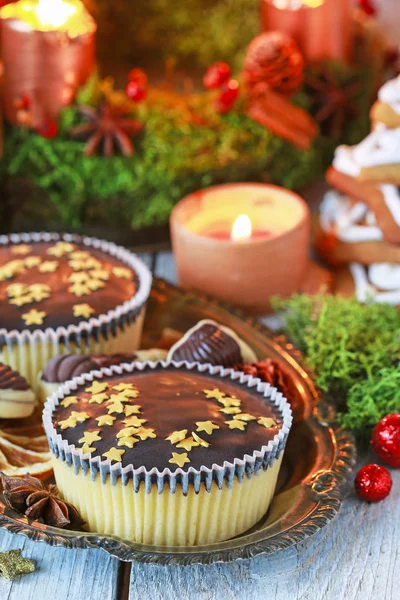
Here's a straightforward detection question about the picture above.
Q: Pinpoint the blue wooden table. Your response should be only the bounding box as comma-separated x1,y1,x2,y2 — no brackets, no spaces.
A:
0,252,398,600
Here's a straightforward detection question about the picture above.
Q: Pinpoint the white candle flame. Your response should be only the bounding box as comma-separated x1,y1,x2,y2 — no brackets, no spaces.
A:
37,0,77,27
231,214,252,241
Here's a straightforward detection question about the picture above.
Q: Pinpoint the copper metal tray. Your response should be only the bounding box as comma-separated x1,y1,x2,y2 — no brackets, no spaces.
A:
0,279,356,565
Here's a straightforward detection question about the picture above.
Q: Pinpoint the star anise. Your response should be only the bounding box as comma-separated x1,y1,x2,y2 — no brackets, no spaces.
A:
69,103,143,157
1,473,85,528
305,69,361,138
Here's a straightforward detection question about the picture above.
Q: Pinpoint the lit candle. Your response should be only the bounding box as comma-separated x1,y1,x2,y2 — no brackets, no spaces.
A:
261,0,352,63
170,183,311,314
0,0,96,127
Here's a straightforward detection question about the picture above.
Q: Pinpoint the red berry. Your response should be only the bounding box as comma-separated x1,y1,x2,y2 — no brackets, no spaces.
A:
128,68,148,87
218,79,240,107
36,119,58,139
14,93,31,111
372,413,400,468
358,0,377,17
355,464,392,502
203,62,231,90
125,80,148,103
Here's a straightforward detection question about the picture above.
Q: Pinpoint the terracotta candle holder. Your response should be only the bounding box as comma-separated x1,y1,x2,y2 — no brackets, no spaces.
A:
170,183,311,315
0,0,96,128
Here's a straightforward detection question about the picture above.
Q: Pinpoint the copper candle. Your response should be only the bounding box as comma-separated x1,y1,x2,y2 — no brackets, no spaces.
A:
170,183,311,315
0,0,96,127
261,0,352,63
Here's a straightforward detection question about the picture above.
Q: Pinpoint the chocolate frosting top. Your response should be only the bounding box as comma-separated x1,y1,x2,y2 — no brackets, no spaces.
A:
42,353,138,383
52,366,283,472
0,363,30,391
0,239,138,333
169,322,242,367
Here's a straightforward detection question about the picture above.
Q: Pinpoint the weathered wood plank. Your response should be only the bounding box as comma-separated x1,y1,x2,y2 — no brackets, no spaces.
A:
0,530,121,600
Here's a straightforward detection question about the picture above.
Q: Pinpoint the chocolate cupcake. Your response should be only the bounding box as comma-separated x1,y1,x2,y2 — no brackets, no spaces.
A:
0,233,152,386
0,363,36,419
167,319,257,367
43,361,292,546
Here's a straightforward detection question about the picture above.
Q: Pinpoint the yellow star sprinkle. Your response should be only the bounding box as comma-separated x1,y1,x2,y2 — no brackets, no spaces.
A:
73,303,95,319
203,388,226,402
89,269,109,281
24,256,41,268
169,452,190,468
118,388,139,399
89,392,109,405
195,421,219,435
39,260,58,273
107,393,131,405
6,283,27,297
60,396,78,408
117,427,139,439
124,405,142,416
22,309,46,326
58,416,78,430
219,396,241,408
102,447,125,462
225,420,247,431
70,411,90,423
78,430,101,445
135,427,156,441
10,295,34,307
166,430,188,445
219,407,241,415
70,251,90,260
86,279,105,292
47,241,75,257
112,267,132,279
29,290,50,302
68,283,91,297
118,437,139,449
86,381,107,394
96,414,116,427
80,443,96,454
123,415,147,427
113,383,135,392
257,417,277,429
235,413,257,422
107,400,125,414
29,284,50,294
68,272,90,283
192,432,210,448
11,244,32,255
176,437,199,452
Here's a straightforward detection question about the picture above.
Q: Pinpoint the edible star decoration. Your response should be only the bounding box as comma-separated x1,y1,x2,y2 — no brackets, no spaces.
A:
68,283,91,297
11,244,32,255
123,415,147,427
169,452,190,468
86,279,105,292
112,267,132,279
0,260,26,281
89,392,109,405
70,251,90,260
203,388,226,402
60,396,78,408
73,303,95,319
195,421,219,435
124,404,142,416
117,427,139,438
219,407,241,415
113,383,135,391
108,393,131,404
192,431,210,448
21,309,46,326
225,420,247,431
108,400,125,414
235,413,257,422
257,417,276,428
24,256,41,268
9,295,33,307
89,269,109,281
80,443,96,454
47,241,75,257
6,283,27,297
70,411,90,423
176,437,199,451
118,436,139,448
69,272,90,283
78,430,101,445
102,447,125,462
0,549,35,580
58,411,90,430
218,396,241,408
135,427,156,441
86,381,108,394
166,430,188,444
96,414,116,426
39,260,58,273
118,388,139,399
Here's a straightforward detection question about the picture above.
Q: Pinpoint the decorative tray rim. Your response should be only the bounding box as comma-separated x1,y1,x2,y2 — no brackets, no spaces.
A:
0,278,357,565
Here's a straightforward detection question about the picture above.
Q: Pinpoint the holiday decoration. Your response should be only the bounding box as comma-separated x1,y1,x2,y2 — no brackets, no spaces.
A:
0,549,35,580
203,62,231,90
358,0,377,18
125,68,148,103
371,414,400,468
355,464,392,502
68,103,143,156
243,32,304,97
216,79,240,113
0,0,97,128
36,119,59,140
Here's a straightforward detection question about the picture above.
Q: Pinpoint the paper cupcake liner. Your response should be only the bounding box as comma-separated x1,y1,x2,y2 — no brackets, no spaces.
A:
0,232,152,385
43,361,293,495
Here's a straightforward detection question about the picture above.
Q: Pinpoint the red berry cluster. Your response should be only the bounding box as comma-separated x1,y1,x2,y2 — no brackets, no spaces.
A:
125,68,148,103
203,62,240,114
355,413,399,503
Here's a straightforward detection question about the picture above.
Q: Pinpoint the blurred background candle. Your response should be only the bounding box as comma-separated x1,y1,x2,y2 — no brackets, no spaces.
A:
261,0,352,63
170,183,311,314
0,0,96,127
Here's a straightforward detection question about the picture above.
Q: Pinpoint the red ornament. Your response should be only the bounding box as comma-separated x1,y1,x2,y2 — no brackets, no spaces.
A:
36,120,58,139
358,0,377,17
125,80,148,103
355,464,392,502
203,62,231,90
215,79,240,113
371,413,400,468
14,94,31,111
128,68,148,88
